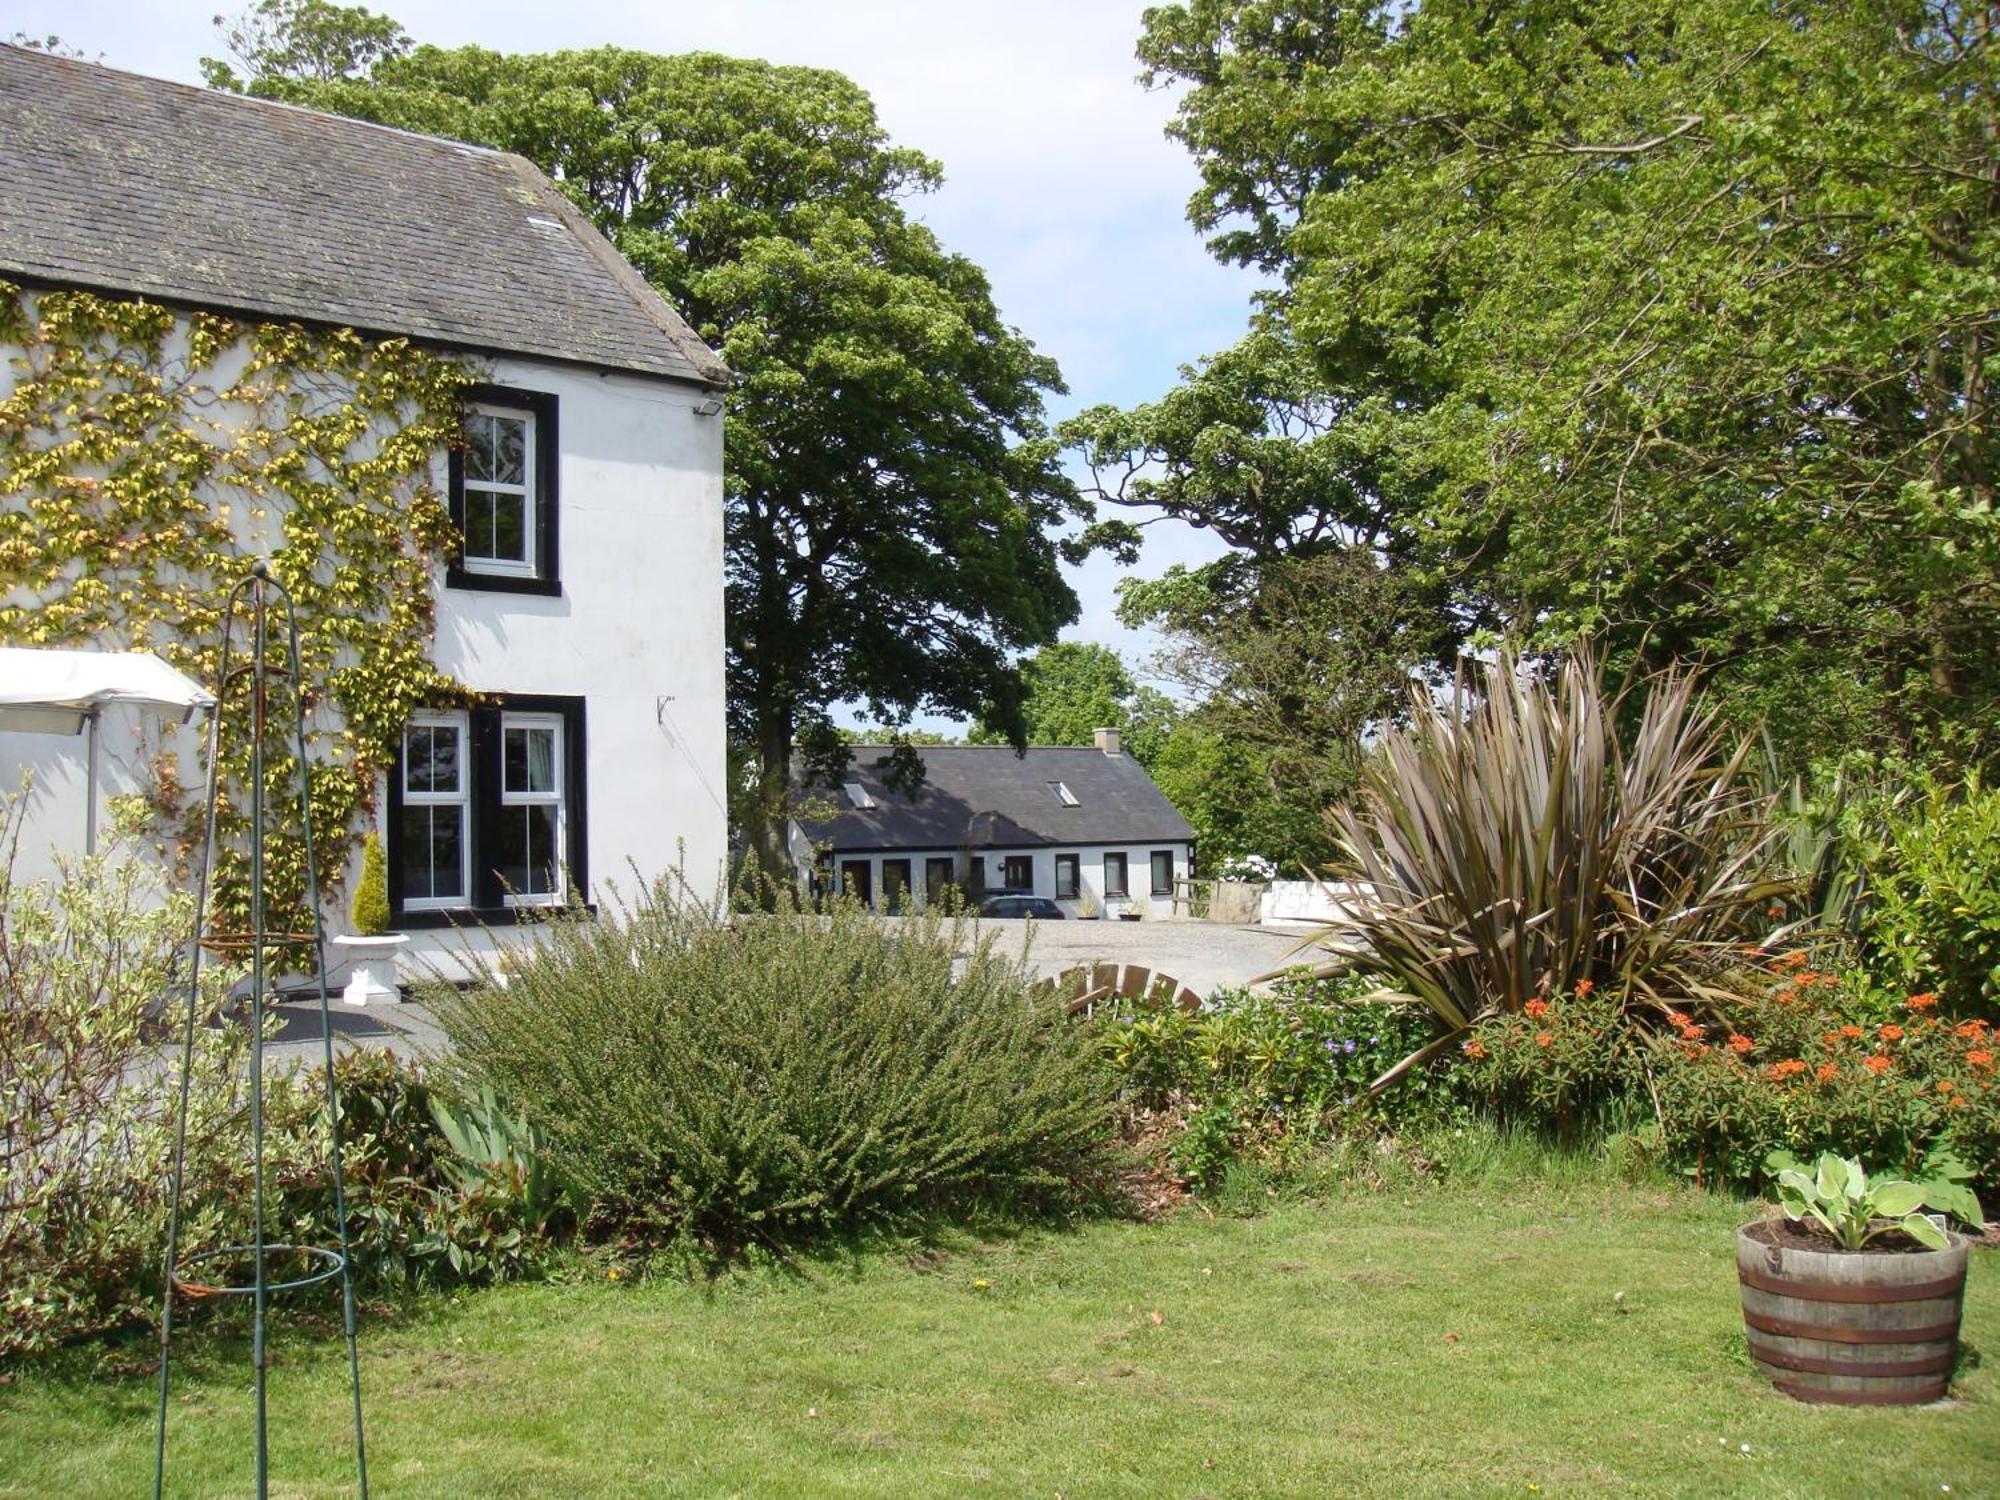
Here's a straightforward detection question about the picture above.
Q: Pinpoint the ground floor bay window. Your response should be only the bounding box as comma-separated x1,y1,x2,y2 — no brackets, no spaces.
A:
387,695,586,924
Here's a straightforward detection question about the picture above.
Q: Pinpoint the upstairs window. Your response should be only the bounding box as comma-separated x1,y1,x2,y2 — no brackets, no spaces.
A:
1048,781,1079,807
449,387,559,595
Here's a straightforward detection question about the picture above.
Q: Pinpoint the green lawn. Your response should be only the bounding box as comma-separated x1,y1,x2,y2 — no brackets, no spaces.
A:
3,1184,1995,1498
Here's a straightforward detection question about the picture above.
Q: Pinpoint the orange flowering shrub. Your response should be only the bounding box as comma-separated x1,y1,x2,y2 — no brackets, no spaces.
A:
1455,963,2000,1189
1457,986,1638,1141
1648,975,1999,1189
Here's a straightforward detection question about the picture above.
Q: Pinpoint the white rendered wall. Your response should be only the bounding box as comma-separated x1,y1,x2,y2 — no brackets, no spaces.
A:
0,313,728,965
411,353,728,966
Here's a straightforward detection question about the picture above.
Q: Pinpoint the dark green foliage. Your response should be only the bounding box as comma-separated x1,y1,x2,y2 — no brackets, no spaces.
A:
1122,550,1452,873
970,642,1162,752
1120,0,2000,777
425,888,1114,1245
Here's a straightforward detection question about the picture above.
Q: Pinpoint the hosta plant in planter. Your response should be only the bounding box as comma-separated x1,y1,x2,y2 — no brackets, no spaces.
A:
1737,1151,1985,1405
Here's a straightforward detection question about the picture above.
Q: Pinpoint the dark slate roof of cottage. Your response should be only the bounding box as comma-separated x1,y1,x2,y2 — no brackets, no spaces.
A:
795,745,1197,852
0,46,730,387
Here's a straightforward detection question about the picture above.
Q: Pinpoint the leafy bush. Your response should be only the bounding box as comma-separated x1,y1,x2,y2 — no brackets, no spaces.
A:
425,888,1113,1246
1766,1150,1984,1251
1456,983,1640,1142
0,812,559,1363
296,1052,566,1293
1315,651,1787,1084
1860,775,2000,1019
1101,976,1459,1189
0,823,236,1361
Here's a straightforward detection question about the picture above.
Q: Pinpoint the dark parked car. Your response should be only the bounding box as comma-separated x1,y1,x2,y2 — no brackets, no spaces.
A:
977,893,1066,920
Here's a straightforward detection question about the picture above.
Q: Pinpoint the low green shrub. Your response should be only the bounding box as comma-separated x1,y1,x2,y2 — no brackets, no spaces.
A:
1101,975,1459,1190
0,818,560,1364
1860,775,2000,1019
424,888,1113,1246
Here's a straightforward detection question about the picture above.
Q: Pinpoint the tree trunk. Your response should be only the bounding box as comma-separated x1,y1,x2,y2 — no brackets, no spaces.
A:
743,703,796,903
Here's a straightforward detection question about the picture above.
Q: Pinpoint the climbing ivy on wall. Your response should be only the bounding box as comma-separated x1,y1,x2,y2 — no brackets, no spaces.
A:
0,281,472,939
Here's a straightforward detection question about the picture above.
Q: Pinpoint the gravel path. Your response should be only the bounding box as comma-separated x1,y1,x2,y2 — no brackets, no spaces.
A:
259,917,1323,1066
963,916,1319,996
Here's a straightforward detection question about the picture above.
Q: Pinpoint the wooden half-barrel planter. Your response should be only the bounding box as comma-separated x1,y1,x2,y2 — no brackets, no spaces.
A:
1737,1218,1969,1405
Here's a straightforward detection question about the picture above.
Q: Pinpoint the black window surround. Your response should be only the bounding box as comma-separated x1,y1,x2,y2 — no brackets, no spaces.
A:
1150,849,1175,898
1103,852,1129,900
1054,852,1080,899
446,384,562,597
387,693,587,928
1002,854,1034,892
924,856,955,901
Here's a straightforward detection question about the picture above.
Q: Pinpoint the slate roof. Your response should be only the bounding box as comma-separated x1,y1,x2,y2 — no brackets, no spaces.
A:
795,746,1197,852
0,46,730,386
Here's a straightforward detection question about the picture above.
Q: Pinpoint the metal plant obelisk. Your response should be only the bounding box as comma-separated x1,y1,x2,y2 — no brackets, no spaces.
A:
153,562,368,1498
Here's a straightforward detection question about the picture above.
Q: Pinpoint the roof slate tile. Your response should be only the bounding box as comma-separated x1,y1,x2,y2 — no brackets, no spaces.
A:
0,46,730,386
795,745,1197,852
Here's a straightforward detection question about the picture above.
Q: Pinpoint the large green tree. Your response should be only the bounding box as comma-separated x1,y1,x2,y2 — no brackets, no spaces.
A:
969,641,1173,759
208,7,1084,872
1109,0,2000,773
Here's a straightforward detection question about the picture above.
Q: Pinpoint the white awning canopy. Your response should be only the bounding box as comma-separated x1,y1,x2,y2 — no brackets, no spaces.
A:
0,648,214,735
0,648,215,855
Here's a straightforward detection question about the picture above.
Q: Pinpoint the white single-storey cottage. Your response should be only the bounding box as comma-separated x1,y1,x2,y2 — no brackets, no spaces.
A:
790,730,1196,918
0,47,730,965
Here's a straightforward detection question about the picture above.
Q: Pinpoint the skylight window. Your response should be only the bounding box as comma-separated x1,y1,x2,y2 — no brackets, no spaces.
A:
1048,780,1079,808
843,781,876,810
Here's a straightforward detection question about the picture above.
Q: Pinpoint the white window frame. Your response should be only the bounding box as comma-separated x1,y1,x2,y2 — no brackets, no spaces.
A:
401,711,470,912
1048,780,1079,807
461,402,538,579
500,711,565,908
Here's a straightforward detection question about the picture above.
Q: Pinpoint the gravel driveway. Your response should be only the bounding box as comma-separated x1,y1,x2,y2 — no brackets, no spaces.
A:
963,916,1319,997
259,916,1323,1066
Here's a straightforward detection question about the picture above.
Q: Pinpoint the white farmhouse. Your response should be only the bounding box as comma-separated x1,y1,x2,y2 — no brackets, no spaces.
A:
790,730,1196,918
0,47,730,959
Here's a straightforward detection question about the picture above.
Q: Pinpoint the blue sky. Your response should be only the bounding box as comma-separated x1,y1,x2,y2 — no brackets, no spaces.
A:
10,0,1259,723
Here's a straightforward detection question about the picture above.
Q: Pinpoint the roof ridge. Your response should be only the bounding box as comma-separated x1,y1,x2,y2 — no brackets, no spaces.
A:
0,44,512,161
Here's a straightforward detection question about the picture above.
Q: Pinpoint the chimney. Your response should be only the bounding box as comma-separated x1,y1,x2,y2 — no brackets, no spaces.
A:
1093,726,1122,756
